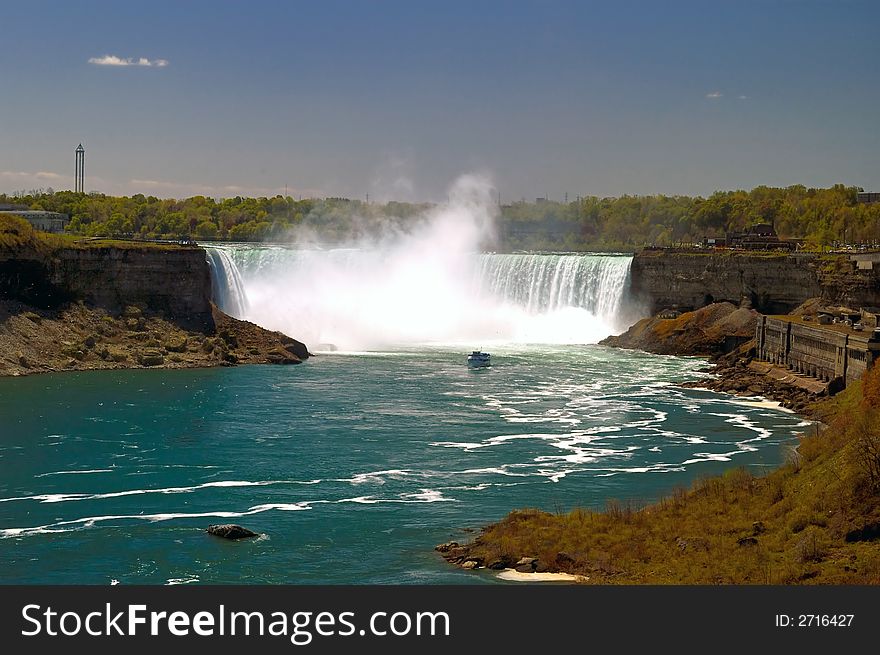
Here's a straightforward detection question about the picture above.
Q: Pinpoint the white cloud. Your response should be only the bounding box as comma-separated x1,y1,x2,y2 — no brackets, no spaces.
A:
705,91,723,99
88,55,169,67
129,178,322,199
0,170,71,193
737,95,748,100
1,170,64,181
1,170,320,199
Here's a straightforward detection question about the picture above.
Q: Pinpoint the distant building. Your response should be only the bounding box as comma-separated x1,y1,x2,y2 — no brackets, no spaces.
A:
725,223,796,251
535,197,548,204
857,191,880,204
0,210,69,233
851,253,880,271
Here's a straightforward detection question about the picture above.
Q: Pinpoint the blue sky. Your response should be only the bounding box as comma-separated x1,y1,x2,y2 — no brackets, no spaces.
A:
2,0,878,200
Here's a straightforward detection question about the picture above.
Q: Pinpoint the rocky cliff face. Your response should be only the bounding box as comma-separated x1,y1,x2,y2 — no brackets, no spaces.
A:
631,250,880,314
51,247,212,322
600,302,757,356
1,246,212,325
0,245,313,377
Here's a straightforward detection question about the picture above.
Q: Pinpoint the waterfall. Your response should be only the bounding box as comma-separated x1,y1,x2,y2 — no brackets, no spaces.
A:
476,254,631,320
206,245,632,350
205,247,249,319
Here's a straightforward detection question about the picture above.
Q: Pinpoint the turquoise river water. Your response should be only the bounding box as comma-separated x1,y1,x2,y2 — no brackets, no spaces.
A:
1,246,811,584
0,345,808,584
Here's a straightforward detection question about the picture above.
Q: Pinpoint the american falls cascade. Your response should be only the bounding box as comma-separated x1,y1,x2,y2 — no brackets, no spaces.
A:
206,246,633,350
205,247,250,319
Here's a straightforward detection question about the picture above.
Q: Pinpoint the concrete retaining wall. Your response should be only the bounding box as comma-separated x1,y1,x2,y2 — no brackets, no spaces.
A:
755,315,880,388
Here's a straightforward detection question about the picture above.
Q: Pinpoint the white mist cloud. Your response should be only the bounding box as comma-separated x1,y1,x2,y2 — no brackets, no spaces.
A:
221,173,629,350
705,91,723,99
233,173,501,349
370,154,417,203
88,55,169,67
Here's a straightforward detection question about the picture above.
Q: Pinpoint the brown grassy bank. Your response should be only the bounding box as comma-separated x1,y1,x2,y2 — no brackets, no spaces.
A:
599,301,757,356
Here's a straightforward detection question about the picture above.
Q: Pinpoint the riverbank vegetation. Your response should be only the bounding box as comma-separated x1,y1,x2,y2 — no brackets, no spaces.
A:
441,364,880,584
4,184,879,250
0,214,191,257
0,214,65,256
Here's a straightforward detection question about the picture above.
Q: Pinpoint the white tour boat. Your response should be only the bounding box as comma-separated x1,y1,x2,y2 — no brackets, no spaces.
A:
467,350,491,368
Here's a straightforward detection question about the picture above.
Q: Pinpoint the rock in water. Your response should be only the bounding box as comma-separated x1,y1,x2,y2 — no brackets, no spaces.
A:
207,524,258,540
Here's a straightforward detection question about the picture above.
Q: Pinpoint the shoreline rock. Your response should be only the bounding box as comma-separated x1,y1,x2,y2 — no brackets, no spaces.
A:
679,355,819,415
599,301,757,357
0,299,310,378
602,300,826,416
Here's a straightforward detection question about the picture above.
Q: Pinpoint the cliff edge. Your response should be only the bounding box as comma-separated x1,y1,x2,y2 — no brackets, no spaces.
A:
0,215,309,376
631,249,880,315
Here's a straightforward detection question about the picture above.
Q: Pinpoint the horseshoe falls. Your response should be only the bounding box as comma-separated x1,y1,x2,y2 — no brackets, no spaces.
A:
207,247,635,351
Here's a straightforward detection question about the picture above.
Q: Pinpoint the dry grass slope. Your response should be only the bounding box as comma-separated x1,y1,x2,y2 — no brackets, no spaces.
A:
601,302,757,356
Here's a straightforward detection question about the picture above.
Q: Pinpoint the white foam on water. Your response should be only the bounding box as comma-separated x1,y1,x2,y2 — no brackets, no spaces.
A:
0,479,321,505
706,412,772,444
593,464,686,477
337,496,379,504
246,503,314,513
442,483,494,491
344,470,414,485
337,490,455,505
400,489,454,503
0,502,315,539
166,576,199,586
35,469,114,477
724,396,797,413
459,467,532,477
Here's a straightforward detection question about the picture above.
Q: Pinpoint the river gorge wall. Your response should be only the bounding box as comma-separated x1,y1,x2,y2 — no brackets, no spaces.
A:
0,243,312,376
0,245,212,324
631,250,880,315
